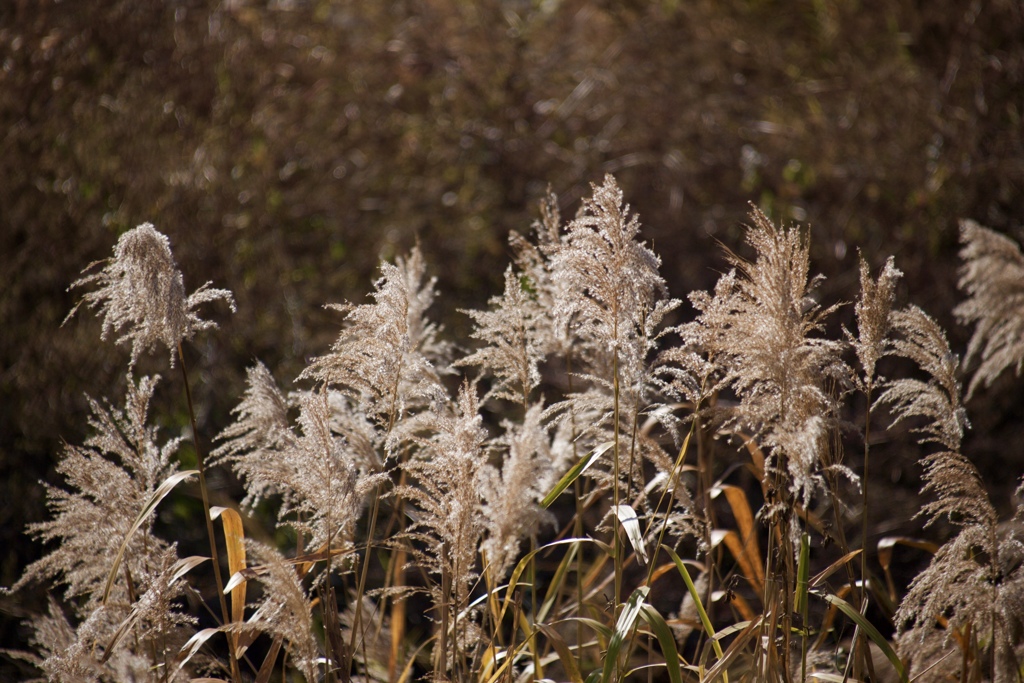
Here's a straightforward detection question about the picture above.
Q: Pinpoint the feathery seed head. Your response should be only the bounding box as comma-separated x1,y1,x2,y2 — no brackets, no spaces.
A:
456,265,545,405
684,208,847,505
552,174,668,356
66,223,235,368
300,247,448,454
955,220,1024,398
852,255,902,386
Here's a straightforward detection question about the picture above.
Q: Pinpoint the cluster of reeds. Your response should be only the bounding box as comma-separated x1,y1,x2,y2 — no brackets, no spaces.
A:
7,178,1024,682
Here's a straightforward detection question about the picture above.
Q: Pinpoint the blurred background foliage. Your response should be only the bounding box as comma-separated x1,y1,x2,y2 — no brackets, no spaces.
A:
2,0,1022,673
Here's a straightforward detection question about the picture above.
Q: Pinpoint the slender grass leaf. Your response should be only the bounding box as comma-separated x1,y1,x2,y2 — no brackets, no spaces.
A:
612,505,648,565
175,626,224,678
600,586,648,683
482,628,539,683
500,537,591,626
711,620,752,641
517,606,546,680
101,602,143,664
541,441,613,508
537,623,585,683
663,546,728,681
701,616,761,683
877,536,938,567
397,634,436,683
170,555,208,583
102,469,198,605
797,533,811,683
710,528,763,595
820,592,907,683
538,540,579,623
812,583,853,652
809,549,862,589
478,645,498,683
639,604,684,683
254,636,282,683
102,555,208,663
569,617,613,642
877,536,938,603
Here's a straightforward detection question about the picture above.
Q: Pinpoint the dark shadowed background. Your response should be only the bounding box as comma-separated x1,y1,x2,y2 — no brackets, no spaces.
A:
2,1,1023,676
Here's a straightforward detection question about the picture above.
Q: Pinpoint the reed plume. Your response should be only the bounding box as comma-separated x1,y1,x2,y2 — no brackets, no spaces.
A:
299,246,449,454
10,375,196,680
65,222,235,368
683,208,848,508
956,220,1024,398
885,305,1024,680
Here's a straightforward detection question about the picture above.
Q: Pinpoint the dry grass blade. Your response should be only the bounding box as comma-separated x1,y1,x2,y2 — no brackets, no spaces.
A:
211,508,247,614
211,507,248,656
255,636,283,683
100,604,144,664
224,544,358,595
876,537,938,603
101,469,197,605
809,549,862,589
481,631,537,683
710,529,764,595
535,623,585,683
175,627,225,678
711,485,761,567
701,616,762,682
710,485,765,592
171,555,210,582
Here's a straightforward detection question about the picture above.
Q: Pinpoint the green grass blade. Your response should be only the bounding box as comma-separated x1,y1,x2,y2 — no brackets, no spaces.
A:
663,545,727,680
568,616,613,642
639,604,684,683
600,586,648,683
500,537,592,626
820,592,907,683
541,441,613,508
537,539,579,623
